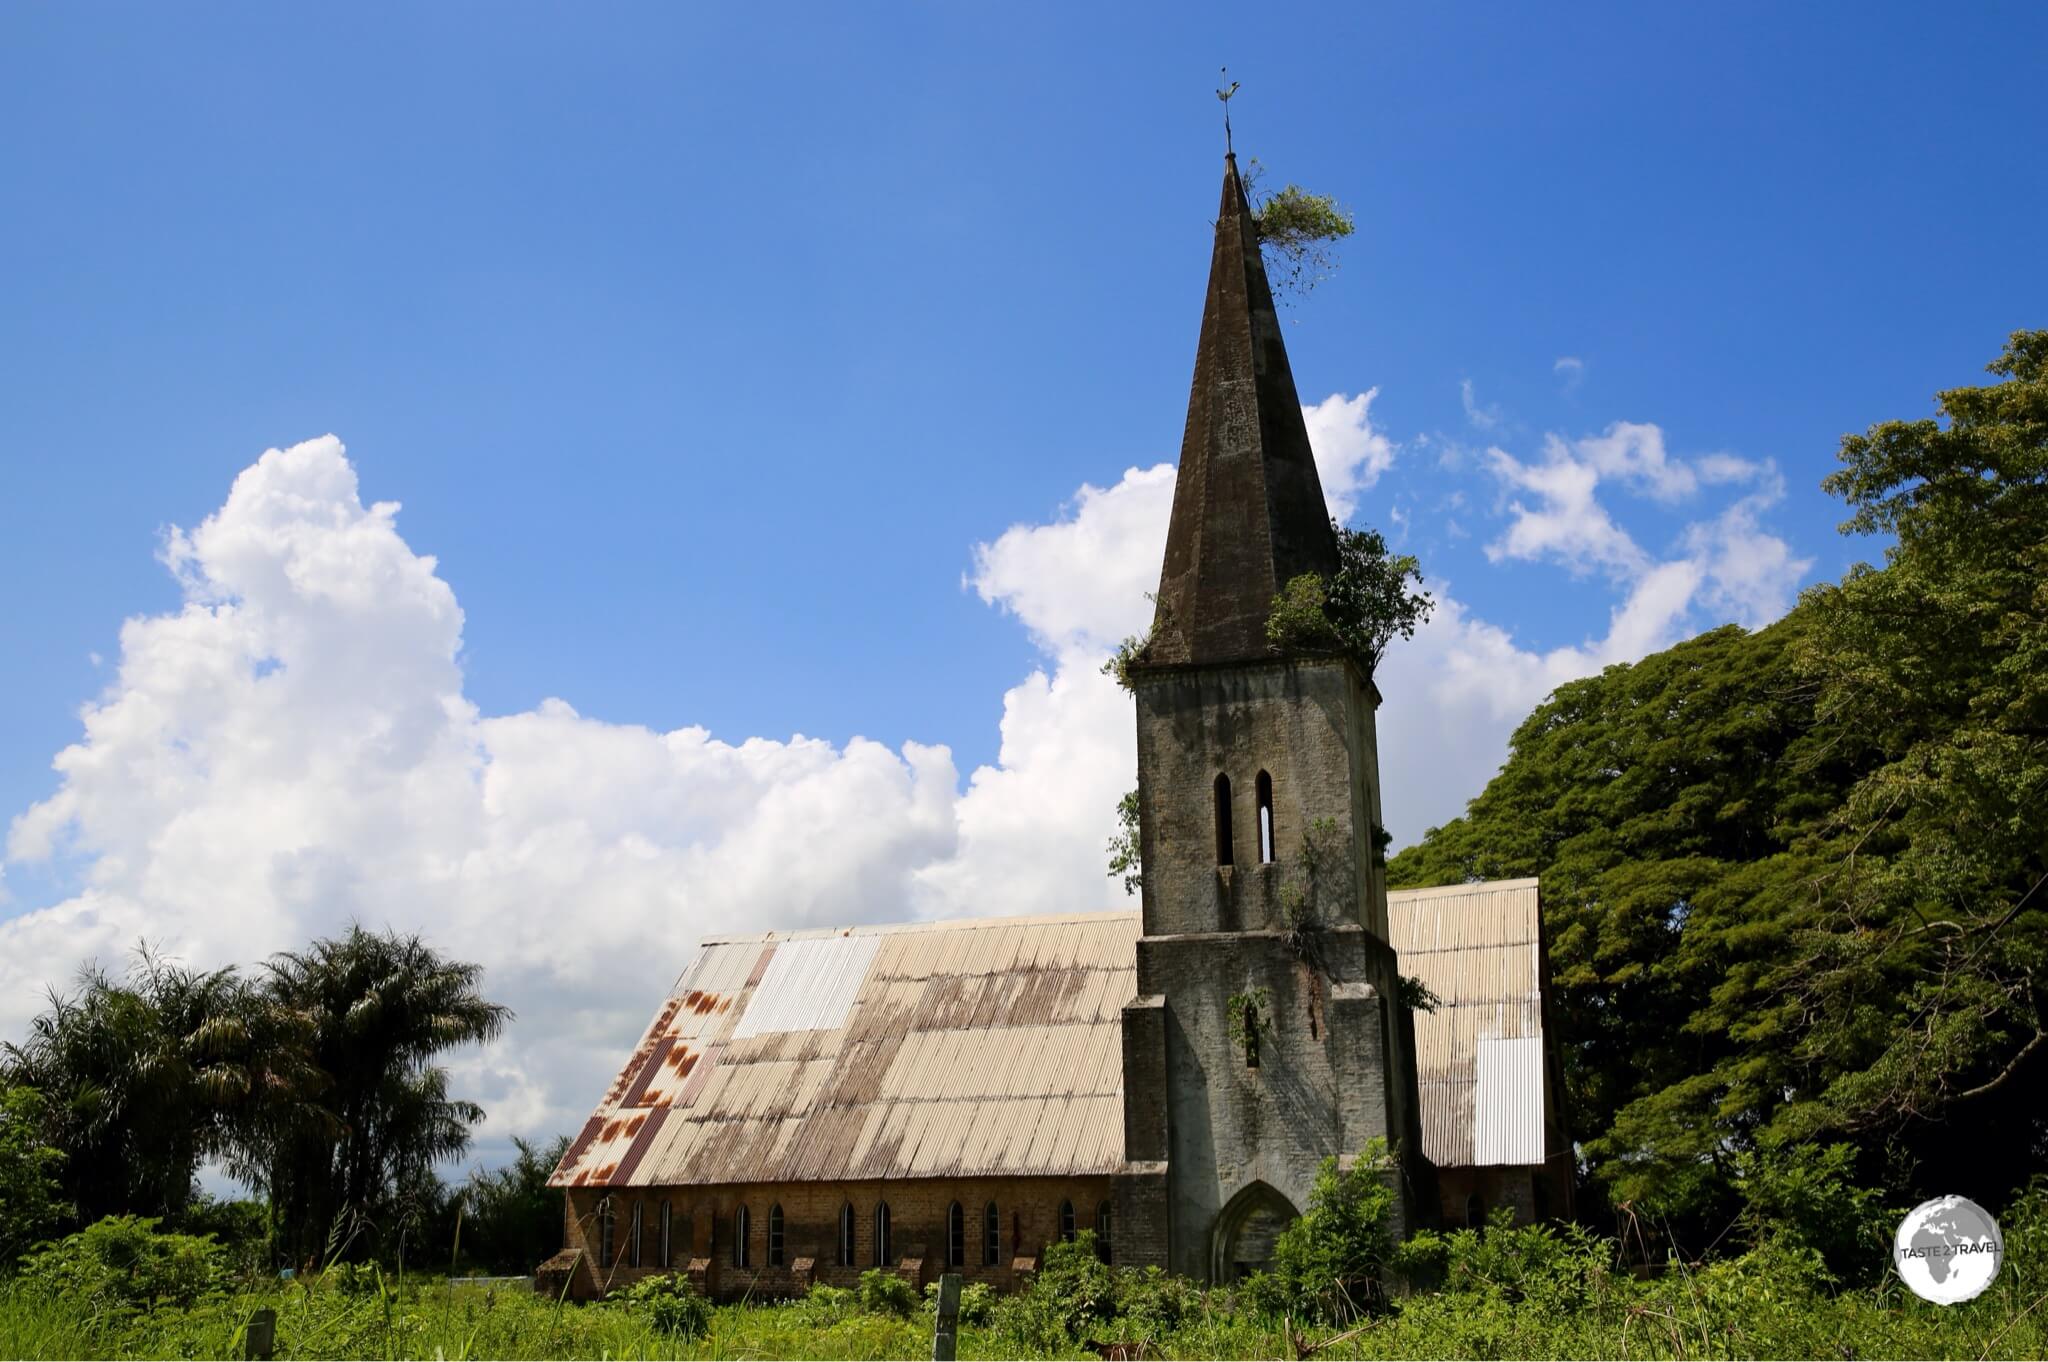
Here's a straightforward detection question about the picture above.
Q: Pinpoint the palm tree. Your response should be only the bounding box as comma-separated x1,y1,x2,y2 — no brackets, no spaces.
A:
252,926,511,1264
2,948,314,1225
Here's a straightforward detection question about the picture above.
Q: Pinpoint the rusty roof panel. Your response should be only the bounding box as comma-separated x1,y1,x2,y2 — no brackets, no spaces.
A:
564,911,1138,1187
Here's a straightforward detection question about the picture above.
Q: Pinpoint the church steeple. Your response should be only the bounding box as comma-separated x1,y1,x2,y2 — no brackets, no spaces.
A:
1116,151,1425,1279
1144,153,1340,669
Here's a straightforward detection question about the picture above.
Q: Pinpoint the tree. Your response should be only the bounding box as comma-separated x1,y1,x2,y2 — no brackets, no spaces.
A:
1,950,312,1228
0,1087,69,1268
251,926,511,1264
1388,331,2048,1232
1772,330,2048,1180
1266,521,1434,673
456,1134,570,1275
1389,620,1833,1233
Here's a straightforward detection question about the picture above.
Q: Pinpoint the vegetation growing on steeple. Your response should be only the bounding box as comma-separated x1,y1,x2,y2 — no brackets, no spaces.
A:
1242,160,1357,300
1105,788,1142,896
1265,521,1434,674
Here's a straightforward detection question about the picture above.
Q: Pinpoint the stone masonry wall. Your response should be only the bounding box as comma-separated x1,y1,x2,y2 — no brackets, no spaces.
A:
1125,655,1425,1277
1133,658,1388,940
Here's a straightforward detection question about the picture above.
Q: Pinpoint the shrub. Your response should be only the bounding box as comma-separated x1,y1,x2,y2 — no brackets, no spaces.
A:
1030,1231,1116,1336
18,1216,226,1314
1265,525,1432,674
921,1277,996,1325
1261,1139,1400,1322
793,1281,857,1325
855,1266,916,1317
1396,1209,1611,1306
985,1286,1070,1354
1732,1142,1894,1286
171,1194,271,1275
611,1272,709,1337
322,1261,386,1297
1112,1264,1202,1337
1266,574,1343,654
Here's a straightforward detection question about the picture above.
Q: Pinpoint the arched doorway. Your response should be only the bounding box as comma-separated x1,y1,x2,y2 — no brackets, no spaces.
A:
1210,1181,1300,1282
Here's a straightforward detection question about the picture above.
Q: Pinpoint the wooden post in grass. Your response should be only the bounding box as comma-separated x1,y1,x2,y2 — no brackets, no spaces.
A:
932,1271,961,1361
244,1307,276,1361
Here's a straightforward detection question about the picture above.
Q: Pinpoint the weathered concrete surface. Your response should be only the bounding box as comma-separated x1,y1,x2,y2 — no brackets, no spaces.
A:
1132,658,1391,940
1145,152,1339,670
1120,655,1428,1280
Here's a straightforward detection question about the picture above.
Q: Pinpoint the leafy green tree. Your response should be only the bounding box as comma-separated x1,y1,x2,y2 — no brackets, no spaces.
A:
455,1134,570,1275
1390,331,2048,1231
1,951,313,1228
0,1087,70,1269
249,926,510,1265
1392,620,1836,1230
1267,522,1434,674
1774,330,2048,1176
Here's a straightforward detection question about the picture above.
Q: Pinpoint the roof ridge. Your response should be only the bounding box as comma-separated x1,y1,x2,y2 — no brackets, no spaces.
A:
1387,876,1541,900
697,907,1143,947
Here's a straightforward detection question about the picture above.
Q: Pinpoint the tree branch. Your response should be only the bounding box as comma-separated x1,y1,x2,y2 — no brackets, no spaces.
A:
1955,1028,2047,1104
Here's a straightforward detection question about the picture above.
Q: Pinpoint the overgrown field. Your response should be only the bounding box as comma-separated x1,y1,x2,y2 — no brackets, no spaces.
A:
4,1231,2042,1361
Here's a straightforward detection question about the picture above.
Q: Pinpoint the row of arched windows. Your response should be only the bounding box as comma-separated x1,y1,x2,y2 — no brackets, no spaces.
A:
600,1195,1114,1272
1214,771,1276,867
595,1198,677,1270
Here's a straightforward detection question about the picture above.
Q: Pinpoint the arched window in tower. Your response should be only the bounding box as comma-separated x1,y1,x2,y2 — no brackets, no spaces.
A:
1255,770,1275,863
873,1202,893,1267
1243,997,1261,1068
983,1201,1000,1266
947,1201,965,1268
1214,774,1235,866
838,1202,855,1266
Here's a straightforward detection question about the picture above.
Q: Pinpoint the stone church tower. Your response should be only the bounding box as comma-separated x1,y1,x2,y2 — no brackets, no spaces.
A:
1116,154,1429,1281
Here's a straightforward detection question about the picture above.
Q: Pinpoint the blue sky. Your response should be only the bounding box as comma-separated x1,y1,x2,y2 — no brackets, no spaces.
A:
2,3,2043,1149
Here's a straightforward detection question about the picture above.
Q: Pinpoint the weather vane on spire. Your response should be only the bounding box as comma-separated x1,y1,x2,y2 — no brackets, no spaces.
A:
1217,68,1240,155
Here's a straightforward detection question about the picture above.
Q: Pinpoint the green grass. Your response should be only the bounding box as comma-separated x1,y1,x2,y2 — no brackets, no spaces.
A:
0,1267,2041,1361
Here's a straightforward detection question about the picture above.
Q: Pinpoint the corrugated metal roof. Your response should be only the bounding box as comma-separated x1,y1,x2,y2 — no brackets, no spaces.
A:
1474,1036,1545,1164
1387,878,1549,1169
552,882,1547,1190
551,912,1141,1189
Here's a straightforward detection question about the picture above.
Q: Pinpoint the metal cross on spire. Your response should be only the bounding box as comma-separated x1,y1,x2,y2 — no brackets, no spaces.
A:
1217,68,1240,155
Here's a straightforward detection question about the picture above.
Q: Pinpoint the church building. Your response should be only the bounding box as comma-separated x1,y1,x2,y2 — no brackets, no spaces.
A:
542,154,1565,1300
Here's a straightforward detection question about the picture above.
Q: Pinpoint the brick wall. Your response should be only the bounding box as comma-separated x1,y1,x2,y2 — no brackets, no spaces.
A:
1434,1160,1573,1229
553,1174,1118,1300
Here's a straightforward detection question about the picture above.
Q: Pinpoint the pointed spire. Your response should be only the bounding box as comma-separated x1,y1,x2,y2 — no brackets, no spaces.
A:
1143,154,1340,669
